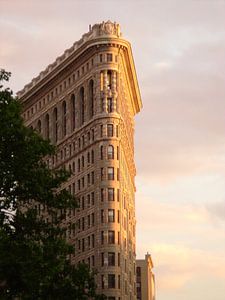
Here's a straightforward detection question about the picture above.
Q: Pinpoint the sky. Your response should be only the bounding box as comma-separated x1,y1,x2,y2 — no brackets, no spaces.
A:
1,1,225,299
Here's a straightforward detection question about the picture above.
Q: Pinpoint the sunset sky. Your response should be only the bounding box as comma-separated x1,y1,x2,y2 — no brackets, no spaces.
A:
1,1,225,299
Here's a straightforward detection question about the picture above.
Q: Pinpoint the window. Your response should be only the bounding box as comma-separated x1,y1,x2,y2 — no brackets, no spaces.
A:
82,156,84,168
108,167,114,180
107,71,112,90
91,171,94,184
100,145,104,160
78,158,81,172
117,146,119,160
91,192,95,205
107,145,114,159
107,53,113,62
100,124,103,137
108,231,115,244
107,97,113,113
118,253,120,266
101,168,104,181
82,238,85,251
91,213,95,225
92,234,95,248
101,275,104,289
45,114,49,139
62,101,67,137
36,120,41,134
53,107,58,143
108,252,115,266
107,124,113,137
80,87,85,125
108,209,115,222
101,210,104,223
108,274,115,288
89,80,94,118
101,231,104,244
71,94,76,131
101,253,104,266
91,150,94,163
108,188,114,201
101,189,105,202
91,255,95,267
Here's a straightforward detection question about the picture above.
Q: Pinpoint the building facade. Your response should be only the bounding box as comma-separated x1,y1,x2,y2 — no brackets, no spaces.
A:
136,254,155,300
18,21,142,300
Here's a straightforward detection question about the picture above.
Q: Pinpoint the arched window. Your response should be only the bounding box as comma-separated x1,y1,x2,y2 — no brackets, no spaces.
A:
62,101,67,137
71,94,76,131
107,145,114,159
45,114,50,139
53,107,58,143
37,120,41,134
89,80,94,118
80,87,84,125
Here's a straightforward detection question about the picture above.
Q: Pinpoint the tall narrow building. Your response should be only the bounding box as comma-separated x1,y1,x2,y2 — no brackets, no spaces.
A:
18,21,142,300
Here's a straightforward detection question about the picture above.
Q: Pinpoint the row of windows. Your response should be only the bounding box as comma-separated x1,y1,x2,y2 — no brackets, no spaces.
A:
70,144,119,175
76,209,120,232
77,213,95,231
77,230,119,251
24,56,98,120
78,234,95,251
77,171,95,191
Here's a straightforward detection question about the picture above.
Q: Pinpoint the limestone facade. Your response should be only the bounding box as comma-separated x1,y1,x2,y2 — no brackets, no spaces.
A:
19,21,142,300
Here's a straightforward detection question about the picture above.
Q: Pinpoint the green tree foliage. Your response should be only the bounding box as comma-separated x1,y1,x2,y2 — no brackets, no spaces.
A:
0,70,105,300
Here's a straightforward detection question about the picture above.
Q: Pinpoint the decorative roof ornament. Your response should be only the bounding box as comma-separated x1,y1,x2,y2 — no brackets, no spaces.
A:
98,20,121,37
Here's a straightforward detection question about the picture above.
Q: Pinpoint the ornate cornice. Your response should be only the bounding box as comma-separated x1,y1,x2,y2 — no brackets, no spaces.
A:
17,21,142,114
17,21,121,98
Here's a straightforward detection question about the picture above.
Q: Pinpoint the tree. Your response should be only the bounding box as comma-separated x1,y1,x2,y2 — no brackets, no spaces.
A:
0,70,105,299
